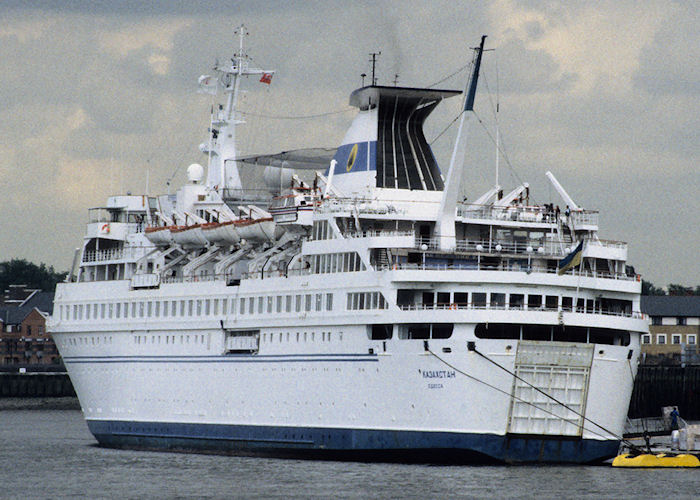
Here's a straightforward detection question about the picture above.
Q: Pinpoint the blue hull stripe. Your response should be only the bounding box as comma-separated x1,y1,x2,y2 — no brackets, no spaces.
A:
87,420,620,464
63,353,379,364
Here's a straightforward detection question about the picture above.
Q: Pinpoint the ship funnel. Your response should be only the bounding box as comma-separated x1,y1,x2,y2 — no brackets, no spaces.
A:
327,86,460,196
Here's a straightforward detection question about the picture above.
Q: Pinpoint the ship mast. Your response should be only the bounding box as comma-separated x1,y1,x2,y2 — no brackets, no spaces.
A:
206,25,275,195
435,35,486,251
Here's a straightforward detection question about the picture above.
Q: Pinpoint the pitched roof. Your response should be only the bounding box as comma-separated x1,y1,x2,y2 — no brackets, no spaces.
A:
0,306,34,325
20,291,54,314
641,296,700,317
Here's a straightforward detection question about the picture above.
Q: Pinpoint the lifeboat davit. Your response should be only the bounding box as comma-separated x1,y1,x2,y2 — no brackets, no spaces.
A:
201,220,241,246
170,224,209,248
234,217,279,242
144,226,174,247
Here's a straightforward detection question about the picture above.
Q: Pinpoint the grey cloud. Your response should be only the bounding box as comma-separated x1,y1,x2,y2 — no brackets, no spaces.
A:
632,5,700,95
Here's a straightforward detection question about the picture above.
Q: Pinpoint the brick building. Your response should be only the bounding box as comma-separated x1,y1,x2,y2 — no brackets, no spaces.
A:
640,296,700,365
0,287,59,366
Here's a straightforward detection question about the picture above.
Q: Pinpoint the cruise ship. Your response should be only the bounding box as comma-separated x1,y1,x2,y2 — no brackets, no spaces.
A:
49,29,648,463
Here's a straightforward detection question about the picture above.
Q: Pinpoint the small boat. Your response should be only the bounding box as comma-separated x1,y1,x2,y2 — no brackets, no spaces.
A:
612,453,700,468
201,220,241,246
170,224,209,248
234,217,278,242
144,226,174,247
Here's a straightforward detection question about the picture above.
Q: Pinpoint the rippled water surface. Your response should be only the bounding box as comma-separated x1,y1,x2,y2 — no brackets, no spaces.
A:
0,404,697,499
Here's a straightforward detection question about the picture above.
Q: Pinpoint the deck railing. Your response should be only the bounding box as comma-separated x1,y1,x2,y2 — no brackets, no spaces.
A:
398,302,644,319
82,247,141,263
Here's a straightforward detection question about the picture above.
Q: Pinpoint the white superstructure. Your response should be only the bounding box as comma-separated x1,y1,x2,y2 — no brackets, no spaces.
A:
49,30,647,463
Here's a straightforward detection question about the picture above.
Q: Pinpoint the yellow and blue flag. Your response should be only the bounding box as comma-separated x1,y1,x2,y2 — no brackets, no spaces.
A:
558,240,584,275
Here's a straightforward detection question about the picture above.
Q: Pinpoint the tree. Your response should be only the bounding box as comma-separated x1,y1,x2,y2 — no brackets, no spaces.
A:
667,283,694,296
0,259,67,293
642,280,666,296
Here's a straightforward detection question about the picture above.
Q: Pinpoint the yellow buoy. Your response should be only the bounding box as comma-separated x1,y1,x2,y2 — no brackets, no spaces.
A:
612,453,700,468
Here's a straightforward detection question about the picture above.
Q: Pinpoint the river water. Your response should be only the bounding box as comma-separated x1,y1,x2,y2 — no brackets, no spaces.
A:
0,400,697,499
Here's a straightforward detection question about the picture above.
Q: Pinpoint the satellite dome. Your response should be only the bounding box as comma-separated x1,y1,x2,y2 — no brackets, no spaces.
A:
187,163,204,183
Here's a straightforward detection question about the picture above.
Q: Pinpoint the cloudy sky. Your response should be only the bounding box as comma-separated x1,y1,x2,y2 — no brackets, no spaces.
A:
1,0,697,287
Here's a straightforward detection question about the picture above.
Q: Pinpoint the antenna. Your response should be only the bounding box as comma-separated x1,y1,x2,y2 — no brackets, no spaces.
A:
369,51,381,85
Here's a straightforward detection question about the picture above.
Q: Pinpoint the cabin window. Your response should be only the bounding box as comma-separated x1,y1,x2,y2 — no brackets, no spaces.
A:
326,293,333,311
509,294,524,309
546,296,558,310
562,297,573,312
258,297,264,314
213,299,218,315
576,298,585,313
276,296,283,313
147,301,152,317
240,298,246,315
286,295,292,312
527,295,542,309
398,324,453,339
436,292,450,306
368,324,393,340
491,293,506,308
472,293,487,308
205,300,211,315
267,296,273,313
295,295,302,312
249,297,255,314
305,294,312,312
454,292,468,307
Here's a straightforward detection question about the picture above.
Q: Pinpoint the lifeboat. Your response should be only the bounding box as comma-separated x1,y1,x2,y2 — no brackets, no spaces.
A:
201,220,241,246
170,224,209,248
612,453,700,468
234,217,279,242
144,226,174,247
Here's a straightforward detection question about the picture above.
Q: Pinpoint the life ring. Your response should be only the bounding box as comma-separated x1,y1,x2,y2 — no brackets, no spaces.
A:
636,274,641,282
101,223,110,234
450,303,457,310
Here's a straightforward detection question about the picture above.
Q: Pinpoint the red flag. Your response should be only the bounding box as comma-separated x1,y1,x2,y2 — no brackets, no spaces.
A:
259,72,273,85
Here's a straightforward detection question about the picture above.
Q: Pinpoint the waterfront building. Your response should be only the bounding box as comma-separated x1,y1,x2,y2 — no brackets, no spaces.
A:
640,296,700,365
0,287,58,366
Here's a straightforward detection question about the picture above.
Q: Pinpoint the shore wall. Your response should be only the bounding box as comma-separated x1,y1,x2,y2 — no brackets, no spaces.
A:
629,365,700,420
0,373,75,398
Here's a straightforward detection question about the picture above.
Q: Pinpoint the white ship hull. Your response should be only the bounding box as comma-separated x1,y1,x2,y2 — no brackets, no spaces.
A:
51,271,644,463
